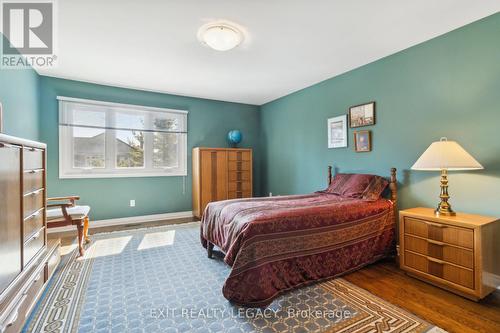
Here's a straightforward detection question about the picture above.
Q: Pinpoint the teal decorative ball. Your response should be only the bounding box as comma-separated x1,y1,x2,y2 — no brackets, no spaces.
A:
227,130,242,145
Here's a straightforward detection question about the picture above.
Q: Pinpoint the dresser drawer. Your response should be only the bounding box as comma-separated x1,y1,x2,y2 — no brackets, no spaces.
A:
24,227,45,266
228,191,252,199
23,147,44,170
404,234,474,269
45,245,61,282
228,160,251,171
24,209,44,241
404,217,474,249
404,251,474,289
228,181,251,192
23,169,44,194
228,151,251,161
23,188,44,218
228,171,250,182
2,268,44,333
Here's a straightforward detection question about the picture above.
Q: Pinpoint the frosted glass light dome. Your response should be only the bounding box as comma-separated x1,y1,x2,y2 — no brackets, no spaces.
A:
198,22,244,51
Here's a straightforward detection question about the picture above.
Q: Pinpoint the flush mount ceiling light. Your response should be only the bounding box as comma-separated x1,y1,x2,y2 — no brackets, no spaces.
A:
198,21,244,51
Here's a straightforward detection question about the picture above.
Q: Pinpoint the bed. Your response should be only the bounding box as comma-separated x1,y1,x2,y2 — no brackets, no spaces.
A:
200,166,398,307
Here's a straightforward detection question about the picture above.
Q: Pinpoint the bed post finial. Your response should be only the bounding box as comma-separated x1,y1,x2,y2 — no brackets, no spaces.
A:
390,168,399,259
328,166,333,186
389,168,397,204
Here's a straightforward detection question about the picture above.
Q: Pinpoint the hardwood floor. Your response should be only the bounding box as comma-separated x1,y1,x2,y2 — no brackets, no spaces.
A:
344,259,500,333
51,220,500,333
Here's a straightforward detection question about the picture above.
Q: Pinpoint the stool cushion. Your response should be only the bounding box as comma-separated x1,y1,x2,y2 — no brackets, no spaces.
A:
47,205,91,221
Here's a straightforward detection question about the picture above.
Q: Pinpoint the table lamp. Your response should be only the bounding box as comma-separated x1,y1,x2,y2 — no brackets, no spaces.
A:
411,137,483,216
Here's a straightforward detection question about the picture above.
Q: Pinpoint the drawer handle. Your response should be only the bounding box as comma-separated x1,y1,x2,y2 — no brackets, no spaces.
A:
425,221,447,228
428,257,445,264
427,239,445,246
0,143,17,149
25,147,42,152
26,208,43,220
32,230,42,240
31,189,43,196
31,273,42,285
1,293,28,330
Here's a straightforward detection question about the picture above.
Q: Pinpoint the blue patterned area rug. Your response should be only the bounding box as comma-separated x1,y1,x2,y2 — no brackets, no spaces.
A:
24,222,445,333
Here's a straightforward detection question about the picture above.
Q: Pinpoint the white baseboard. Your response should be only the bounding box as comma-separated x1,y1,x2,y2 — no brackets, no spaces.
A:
47,211,194,234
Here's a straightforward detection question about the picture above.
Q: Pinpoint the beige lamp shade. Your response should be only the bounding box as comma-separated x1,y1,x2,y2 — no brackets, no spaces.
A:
412,138,483,171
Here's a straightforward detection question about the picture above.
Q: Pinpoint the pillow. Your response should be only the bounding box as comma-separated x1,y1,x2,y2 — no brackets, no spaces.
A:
324,173,353,196
360,175,389,200
325,173,388,200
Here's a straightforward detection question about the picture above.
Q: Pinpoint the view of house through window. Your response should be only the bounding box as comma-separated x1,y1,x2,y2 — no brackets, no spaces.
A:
58,97,187,178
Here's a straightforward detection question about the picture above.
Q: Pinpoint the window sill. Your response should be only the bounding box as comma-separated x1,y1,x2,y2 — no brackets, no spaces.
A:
59,172,187,179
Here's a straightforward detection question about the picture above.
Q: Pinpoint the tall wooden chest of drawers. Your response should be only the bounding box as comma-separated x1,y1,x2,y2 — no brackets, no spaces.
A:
192,147,253,218
0,134,60,333
399,207,499,301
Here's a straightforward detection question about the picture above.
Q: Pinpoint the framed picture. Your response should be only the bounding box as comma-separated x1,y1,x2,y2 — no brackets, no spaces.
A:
349,101,375,128
354,130,371,152
327,115,347,148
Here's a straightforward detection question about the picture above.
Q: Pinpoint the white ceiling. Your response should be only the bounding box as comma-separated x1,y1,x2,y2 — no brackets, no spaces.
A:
36,0,500,105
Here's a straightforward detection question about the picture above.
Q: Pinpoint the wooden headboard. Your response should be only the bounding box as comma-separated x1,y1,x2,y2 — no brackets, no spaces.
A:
327,165,398,206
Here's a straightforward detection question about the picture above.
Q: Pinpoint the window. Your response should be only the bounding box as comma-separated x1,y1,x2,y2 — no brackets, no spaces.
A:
58,96,187,178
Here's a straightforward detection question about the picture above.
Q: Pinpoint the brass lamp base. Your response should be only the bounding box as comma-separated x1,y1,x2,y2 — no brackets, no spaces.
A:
435,205,456,217
435,169,456,217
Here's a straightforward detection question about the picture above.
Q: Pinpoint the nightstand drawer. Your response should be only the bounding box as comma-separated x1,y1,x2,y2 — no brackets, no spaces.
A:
404,217,474,249
404,251,474,289
404,234,474,269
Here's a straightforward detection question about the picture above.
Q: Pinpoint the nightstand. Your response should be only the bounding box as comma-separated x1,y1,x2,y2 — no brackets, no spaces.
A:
399,207,499,301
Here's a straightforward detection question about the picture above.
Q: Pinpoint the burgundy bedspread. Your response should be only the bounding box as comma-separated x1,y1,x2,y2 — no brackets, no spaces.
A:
200,192,395,307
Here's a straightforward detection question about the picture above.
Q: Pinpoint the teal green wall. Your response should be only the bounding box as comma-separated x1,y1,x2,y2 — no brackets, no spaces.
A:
0,34,40,140
261,14,500,216
5,14,500,220
39,76,261,220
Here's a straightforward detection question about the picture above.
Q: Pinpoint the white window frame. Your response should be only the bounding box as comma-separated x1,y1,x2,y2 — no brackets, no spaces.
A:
58,96,188,179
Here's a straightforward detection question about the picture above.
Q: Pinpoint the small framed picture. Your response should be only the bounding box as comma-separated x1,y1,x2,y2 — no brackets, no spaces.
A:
327,115,347,148
349,101,375,128
354,130,371,152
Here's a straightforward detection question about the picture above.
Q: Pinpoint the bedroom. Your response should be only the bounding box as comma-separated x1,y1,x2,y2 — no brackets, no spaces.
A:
0,1,499,332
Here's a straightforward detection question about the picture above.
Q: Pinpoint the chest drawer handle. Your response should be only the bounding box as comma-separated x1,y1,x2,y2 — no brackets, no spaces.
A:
427,239,445,246
428,257,445,264
1,293,28,331
30,230,42,240
30,189,42,196
25,208,43,221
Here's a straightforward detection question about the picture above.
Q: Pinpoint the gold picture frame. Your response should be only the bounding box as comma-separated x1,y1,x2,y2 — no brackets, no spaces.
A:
354,130,371,152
